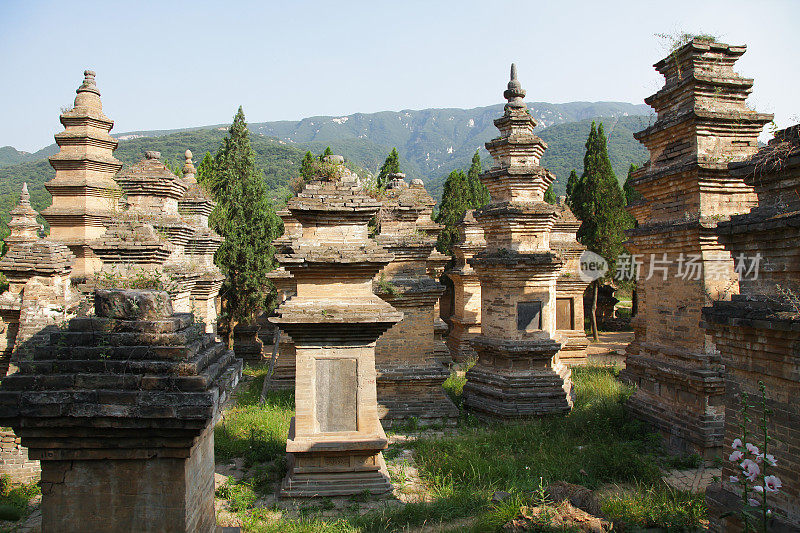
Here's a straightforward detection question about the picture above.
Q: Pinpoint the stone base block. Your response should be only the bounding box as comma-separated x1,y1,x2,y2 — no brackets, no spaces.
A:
446,319,480,363
557,331,589,366
621,347,724,457
377,364,459,427
40,426,216,533
463,363,573,418
281,452,392,498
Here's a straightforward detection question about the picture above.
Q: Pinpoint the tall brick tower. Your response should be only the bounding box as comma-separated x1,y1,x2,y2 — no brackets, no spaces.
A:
463,65,572,418
622,39,772,456
42,71,123,279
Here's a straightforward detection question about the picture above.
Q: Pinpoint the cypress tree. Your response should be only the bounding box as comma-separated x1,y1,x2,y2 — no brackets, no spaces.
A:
211,106,282,348
196,151,214,188
300,151,316,181
319,146,333,162
435,169,469,254
565,169,579,208
544,183,557,204
623,163,642,205
571,122,631,340
466,150,490,206
377,148,400,188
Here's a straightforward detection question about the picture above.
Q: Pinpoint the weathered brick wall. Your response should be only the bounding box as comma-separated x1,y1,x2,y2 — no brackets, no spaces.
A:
0,429,39,484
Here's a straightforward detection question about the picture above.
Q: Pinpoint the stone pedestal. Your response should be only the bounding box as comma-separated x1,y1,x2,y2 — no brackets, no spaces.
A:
0,289,242,532
270,157,401,497
463,65,572,419
702,126,800,531
621,39,772,457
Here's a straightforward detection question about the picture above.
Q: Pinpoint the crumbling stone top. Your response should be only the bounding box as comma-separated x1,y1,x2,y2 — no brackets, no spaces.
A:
180,149,215,207
729,124,800,206
278,241,394,265
0,240,75,282
116,152,189,201
0,288,242,458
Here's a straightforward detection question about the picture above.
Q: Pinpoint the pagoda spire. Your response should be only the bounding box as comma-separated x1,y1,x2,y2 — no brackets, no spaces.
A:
503,63,527,110
182,150,197,183
6,183,40,245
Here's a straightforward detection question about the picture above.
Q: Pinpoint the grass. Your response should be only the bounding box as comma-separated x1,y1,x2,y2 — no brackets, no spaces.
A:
215,365,294,467
215,365,707,532
0,476,40,524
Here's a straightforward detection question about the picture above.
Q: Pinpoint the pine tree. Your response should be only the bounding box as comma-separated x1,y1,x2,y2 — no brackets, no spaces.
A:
210,106,282,347
319,146,333,162
466,150,490,206
544,183,557,204
377,148,400,188
571,122,631,340
565,169,579,208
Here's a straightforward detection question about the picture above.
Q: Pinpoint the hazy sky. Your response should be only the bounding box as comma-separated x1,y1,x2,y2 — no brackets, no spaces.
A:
1,0,797,152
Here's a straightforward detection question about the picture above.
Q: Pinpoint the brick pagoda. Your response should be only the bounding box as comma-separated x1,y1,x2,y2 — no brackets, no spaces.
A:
41,71,123,279
270,156,402,497
622,39,773,456
373,175,458,427
0,288,242,531
445,209,485,363
463,65,572,418
703,125,800,530
551,197,590,365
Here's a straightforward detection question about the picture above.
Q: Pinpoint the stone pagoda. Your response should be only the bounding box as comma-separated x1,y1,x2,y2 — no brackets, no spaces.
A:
42,70,123,279
179,150,225,332
551,197,590,366
445,209,485,363
703,125,800,531
373,175,458,427
270,156,402,497
262,209,302,389
0,288,241,531
622,39,773,456
5,184,41,247
0,186,77,369
463,65,572,418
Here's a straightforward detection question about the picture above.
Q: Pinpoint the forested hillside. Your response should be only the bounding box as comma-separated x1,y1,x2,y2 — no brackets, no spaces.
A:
0,102,653,237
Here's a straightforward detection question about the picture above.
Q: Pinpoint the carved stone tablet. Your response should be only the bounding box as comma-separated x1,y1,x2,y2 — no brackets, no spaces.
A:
517,301,542,331
316,358,358,432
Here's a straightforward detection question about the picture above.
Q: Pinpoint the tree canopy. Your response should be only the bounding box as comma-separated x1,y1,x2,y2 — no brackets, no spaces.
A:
377,148,400,188
210,106,282,345
435,150,490,254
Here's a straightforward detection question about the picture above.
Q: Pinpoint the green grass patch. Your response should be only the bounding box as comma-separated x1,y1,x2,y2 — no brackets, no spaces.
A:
214,365,294,466
0,475,40,522
216,365,706,532
601,482,707,531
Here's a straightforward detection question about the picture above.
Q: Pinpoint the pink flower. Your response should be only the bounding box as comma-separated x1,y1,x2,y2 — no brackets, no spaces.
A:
748,498,760,507
746,443,760,456
753,485,764,493
732,438,743,449
764,454,777,466
741,459,760,482
764,475,782,492
729,476,739,483
729,450,744,462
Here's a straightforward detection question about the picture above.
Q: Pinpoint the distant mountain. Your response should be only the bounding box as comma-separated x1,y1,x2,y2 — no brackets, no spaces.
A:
0,101,653,237
0,146,34,167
